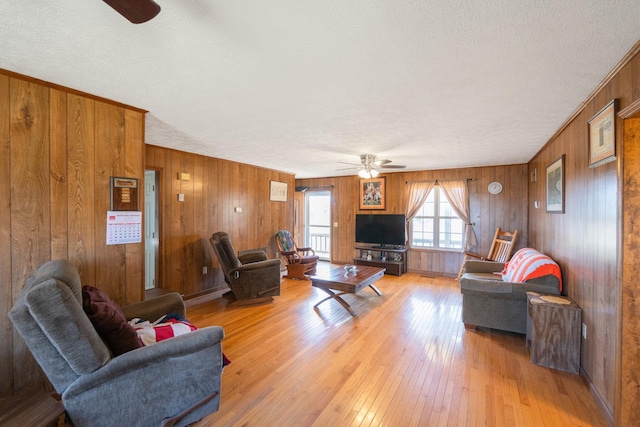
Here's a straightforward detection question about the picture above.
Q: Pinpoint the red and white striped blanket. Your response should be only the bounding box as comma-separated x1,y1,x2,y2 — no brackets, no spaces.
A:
501,248,562,292
129,315,198,346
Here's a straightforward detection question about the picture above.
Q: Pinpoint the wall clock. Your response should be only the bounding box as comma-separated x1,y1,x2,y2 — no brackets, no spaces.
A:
488,181,503,195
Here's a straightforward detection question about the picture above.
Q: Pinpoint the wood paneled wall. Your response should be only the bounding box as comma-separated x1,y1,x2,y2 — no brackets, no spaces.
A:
296,164,528,276
0,70,145,397
145,145,294,296
528,43,640,424
621,116,640,427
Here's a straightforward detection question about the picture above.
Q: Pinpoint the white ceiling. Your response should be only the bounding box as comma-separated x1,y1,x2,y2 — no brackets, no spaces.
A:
1,1,639,178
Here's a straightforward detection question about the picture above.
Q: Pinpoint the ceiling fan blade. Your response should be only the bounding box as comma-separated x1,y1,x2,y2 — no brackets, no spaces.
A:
373,159,392,165
379,164,407,169
337,161,362,167
335,166,361,171
103,0,161,24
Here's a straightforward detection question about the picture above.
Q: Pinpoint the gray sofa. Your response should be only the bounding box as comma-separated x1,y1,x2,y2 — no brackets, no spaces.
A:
459,259,561,334
9,259,225,427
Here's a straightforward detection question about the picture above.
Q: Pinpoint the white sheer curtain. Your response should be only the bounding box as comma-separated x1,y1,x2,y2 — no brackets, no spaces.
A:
439,180,477,251
405,181,436,221
405,181,436,244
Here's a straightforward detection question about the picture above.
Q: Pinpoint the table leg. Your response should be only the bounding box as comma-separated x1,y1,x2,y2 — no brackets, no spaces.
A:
368,284,382,296
313,288,357,316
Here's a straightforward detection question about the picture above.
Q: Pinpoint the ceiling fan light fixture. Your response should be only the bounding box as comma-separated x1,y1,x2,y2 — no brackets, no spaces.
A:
358,169,371,179
370,169,379,178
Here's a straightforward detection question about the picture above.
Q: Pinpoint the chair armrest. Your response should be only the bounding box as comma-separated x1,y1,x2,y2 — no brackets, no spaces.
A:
62,327,225,426
238,251,267,264
511,280,561,296
298,247,315,255
122,292,186,321
65,326,224,398
461,277,562,297
463,260,505,274
464,252,485,260
232,258,281,273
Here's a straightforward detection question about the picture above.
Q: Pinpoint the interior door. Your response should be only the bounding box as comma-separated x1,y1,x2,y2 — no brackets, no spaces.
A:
144,170,158,290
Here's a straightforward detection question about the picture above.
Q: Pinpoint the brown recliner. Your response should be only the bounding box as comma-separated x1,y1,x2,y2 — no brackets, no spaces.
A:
210,232,281,305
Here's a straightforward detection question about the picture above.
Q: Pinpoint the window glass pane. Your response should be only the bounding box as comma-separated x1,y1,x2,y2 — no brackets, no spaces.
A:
439,218,464,249
424,191,435,216
439,198,456,217
411,217,433,247
410,187,464,250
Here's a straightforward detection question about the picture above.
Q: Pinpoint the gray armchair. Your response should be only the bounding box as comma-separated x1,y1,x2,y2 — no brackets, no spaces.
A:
210,232,282,305
460,259,561,334
9,259,224,427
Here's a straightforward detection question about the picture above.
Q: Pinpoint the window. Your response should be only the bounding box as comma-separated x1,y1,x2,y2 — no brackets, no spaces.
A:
410,187,464,249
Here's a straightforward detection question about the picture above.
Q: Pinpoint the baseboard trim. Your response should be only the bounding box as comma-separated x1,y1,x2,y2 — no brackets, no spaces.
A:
579,367,613,426
184,288,230,308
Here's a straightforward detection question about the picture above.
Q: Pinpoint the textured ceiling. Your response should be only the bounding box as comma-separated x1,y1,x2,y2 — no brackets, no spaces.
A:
1,1,640,178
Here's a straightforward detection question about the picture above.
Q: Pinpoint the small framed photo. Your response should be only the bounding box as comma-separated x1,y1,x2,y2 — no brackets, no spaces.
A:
110,176,139,211
588,99,617,167
270,180,288,202
546,155,564,214
359,177,386,210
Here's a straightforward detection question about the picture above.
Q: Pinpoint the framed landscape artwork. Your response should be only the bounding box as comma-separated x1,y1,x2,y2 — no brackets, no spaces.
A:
359,177,386,210
588,99,617,167
546,155,564,214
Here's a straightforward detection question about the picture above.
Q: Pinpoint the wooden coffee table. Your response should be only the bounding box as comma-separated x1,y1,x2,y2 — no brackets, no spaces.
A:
310,264,385,316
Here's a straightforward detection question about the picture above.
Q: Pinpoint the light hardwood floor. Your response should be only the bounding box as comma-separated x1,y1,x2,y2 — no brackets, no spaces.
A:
189,266,607,427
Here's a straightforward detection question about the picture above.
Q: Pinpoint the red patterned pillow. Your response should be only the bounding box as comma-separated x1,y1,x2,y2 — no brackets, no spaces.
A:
82,286,143,356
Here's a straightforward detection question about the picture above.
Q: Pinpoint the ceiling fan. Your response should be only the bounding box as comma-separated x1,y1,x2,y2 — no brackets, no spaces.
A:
337,154,406,178
103,0,161,24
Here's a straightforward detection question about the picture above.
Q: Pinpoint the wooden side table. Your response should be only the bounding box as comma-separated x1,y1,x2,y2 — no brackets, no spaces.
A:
526,291,582,373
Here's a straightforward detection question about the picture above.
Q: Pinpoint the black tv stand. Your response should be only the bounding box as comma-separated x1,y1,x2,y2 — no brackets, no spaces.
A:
371,244,404,250
354,245,407,276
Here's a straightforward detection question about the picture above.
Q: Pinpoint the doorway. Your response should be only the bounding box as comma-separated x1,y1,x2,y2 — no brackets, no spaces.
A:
144,170,159,290
305,190,331,261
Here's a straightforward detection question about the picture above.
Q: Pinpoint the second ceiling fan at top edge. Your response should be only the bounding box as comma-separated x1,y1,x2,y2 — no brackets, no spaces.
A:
103,0,161,24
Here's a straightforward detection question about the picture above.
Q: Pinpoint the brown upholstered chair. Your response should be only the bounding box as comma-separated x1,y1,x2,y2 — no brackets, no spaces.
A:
275,230,319,280
457,227,518,280
210,232,281,304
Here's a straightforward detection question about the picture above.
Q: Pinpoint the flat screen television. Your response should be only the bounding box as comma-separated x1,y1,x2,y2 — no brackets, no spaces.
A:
355,214,406,247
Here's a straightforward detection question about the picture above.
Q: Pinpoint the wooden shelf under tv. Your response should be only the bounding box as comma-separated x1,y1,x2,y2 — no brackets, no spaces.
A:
353,246,407,276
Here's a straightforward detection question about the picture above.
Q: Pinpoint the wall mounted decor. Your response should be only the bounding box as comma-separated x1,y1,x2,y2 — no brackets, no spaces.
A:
359,177,386,210
588,99,618,167
110,176,139,211
546,155,565,214
270,180,288,201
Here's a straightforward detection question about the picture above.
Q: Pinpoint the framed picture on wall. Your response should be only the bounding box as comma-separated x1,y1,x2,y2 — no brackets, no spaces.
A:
270,180,288,201
359,177,386,210
546,155,564,214
588,99,618,167
110,176,139,211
